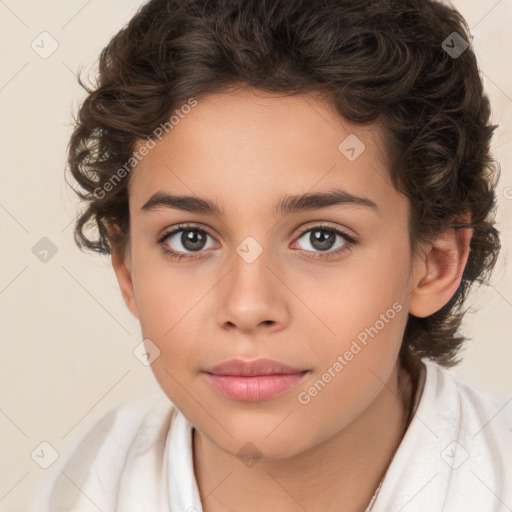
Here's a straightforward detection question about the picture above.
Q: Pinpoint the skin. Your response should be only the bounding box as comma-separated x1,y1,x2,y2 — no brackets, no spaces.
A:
110,86,472,512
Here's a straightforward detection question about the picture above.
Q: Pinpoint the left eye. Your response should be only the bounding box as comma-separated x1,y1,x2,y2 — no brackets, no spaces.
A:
294,227,353,253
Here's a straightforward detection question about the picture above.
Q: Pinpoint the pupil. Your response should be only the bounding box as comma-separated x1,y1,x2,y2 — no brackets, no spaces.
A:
182,230,205,251
311,229,335,251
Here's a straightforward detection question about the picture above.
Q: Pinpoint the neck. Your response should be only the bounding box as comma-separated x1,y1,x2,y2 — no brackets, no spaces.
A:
193,360,416,512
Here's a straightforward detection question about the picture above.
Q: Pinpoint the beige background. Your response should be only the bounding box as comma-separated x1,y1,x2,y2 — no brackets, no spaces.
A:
0,0,511,509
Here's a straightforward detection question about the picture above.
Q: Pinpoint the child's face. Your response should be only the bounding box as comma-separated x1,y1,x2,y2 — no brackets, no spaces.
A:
117,88,426,458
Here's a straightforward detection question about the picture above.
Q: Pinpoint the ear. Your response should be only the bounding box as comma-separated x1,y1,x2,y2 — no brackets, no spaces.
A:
107,223,139,319
408,220,473,318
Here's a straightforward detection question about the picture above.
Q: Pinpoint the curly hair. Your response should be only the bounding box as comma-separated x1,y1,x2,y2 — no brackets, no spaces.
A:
66,0,501,368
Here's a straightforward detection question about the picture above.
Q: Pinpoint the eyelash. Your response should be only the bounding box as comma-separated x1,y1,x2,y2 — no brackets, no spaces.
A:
157,223,357,262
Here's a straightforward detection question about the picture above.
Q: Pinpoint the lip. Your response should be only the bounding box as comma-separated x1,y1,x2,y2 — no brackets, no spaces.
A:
203,358,310,402
204,358,308,376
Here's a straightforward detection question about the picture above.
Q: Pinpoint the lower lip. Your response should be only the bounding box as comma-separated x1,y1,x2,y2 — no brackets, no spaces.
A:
204,372,310,402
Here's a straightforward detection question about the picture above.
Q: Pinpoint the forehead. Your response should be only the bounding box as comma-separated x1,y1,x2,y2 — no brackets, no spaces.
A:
128,88,405,222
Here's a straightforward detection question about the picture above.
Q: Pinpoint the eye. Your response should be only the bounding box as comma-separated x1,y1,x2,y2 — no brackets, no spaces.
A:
158,224,218,261
292,225,356,260
157,223,357,262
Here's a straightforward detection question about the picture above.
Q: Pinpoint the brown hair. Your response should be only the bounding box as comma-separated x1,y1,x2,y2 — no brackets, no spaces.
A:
66,0,501,367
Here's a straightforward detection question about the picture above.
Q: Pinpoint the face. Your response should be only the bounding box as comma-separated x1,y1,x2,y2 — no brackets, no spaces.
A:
116,87,426,459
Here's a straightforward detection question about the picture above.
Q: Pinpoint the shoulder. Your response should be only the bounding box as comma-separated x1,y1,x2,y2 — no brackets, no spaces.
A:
375,359,512,510
27,389,178,512
424,359,512,434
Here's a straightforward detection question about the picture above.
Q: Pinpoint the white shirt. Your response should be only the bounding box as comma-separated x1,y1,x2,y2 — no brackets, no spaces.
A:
28,358,512,512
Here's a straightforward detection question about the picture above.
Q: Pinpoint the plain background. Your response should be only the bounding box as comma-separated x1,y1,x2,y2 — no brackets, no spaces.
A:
0,0,511,509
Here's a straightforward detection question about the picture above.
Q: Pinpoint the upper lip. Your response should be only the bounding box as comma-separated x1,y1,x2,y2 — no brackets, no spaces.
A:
204,358,309,376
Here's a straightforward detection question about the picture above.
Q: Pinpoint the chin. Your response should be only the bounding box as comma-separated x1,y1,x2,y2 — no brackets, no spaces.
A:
198,415,314,460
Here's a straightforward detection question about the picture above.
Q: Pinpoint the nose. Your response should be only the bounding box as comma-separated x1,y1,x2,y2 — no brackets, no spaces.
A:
215,248,290,336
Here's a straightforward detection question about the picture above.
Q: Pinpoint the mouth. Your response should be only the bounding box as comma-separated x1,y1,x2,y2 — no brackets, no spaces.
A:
202,358,310,402
204,357,309,376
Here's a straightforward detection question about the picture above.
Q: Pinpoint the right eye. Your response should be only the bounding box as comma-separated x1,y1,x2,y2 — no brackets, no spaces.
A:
158,224,219,260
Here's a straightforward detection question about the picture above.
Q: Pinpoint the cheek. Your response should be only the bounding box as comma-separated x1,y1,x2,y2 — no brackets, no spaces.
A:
298,242,410,344
130,251,221,378
131,244,202,335
296,273,408,434
132,268,204,404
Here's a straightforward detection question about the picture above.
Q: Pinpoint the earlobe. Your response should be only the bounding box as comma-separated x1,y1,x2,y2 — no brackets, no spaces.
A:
108,225,139,319
408,225,473,318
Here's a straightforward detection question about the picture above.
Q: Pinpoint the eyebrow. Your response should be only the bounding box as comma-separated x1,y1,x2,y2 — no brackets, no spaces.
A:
140,188,379,217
